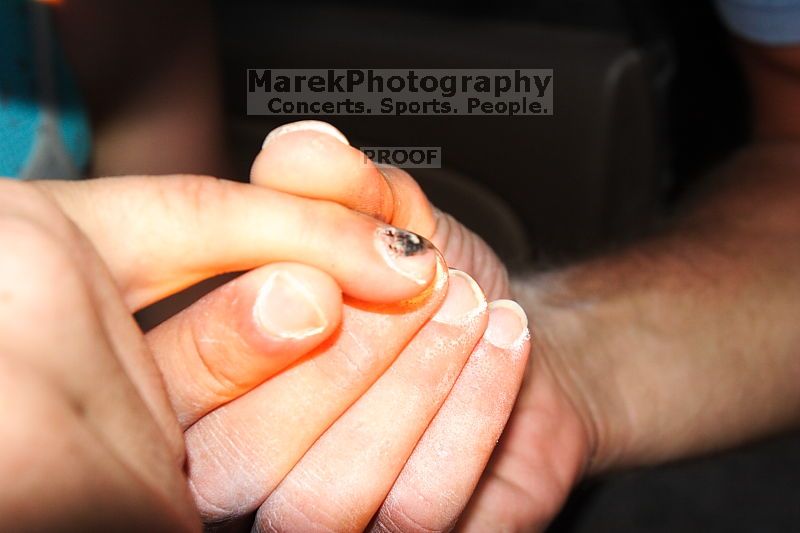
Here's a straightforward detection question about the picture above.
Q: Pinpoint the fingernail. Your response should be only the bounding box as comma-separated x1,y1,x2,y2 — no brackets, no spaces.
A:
254,271,327,340
375,226,437,285
262,120,350,149
432,270,487,324
484,300,529,348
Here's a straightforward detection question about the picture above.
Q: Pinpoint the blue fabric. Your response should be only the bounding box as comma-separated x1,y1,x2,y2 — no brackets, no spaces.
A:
54,38,91,173
0,1,39,178
715,0,800,45
0,0,90,180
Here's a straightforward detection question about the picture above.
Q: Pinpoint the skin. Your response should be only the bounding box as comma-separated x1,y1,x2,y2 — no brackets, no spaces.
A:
2,2,534,531
187,258,454,520
37,1,800,529
0,181,198,532
253,123,510,301
146,262,344,428
185,261,531,528
251,37,800,531
34,177,438,308
8,6,531,530
254,282,490,532
0,174,446,531
1,150,531,533
250,125,582,531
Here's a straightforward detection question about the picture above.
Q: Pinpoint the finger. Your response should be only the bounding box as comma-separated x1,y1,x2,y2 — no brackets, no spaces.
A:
253,121,437,236
185,257,449,522
430,210,511,300
254,270,489,533
456,352,590,532
253,122,510,299
32,176,437,310
379,165,438,237
370,301,531,533
256,121,393,222
146,262,342,428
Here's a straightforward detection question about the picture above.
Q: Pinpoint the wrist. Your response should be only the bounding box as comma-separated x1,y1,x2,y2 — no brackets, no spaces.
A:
511,268,634,475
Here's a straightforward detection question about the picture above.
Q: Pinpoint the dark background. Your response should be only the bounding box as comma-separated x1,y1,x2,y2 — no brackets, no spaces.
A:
213,1,800,530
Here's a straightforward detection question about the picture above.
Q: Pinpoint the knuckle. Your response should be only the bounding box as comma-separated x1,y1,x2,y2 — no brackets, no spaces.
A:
0,180,92,263
431,210,454,256
374,497,445,533
160,174,232,216
0,180,77,235
188,476,241,523
0,206,101,391
0,179,44,208
305,196,350,228
0,214,89,310
313,333,375,393
255,494,341,533
291,199,351,255
181,314,242,404
0,179,35,209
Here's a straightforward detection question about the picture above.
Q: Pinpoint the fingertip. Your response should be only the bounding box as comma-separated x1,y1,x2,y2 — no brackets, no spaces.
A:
484,300,530,350
250,262,342,344
252,124,396,223
262,120,350,149
431,269,487,325
148,262,344,427
379,166,437,237
252,126,354,190
371,225,439,297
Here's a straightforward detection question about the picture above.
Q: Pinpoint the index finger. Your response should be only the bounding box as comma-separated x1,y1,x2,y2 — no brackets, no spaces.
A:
252,121,437,237
33,176,437,310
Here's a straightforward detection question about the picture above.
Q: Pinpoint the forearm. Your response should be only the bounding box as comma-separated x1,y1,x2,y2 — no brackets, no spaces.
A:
514,141,800,472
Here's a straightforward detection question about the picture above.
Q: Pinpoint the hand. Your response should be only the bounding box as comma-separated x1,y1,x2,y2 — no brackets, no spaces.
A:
169,124,534,531
0,171,440,531
252,121,510,300
184,262,533,532
248,121,593,531
0,180,197,532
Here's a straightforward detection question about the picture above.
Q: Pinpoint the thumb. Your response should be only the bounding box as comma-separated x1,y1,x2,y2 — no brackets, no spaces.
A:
32,175,437,310
146,262,342,428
